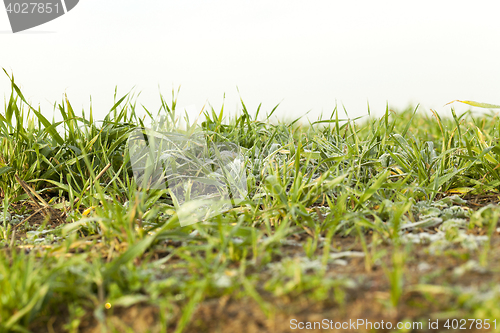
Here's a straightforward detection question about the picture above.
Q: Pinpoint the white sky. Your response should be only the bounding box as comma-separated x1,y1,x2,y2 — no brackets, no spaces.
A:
1,0,500,123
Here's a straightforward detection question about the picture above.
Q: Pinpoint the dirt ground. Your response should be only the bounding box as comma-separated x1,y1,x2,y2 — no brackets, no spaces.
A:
13,196,500,333
39,230,495,333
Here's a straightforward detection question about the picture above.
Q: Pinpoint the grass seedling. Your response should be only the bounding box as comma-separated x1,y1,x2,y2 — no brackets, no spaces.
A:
0,72,500,331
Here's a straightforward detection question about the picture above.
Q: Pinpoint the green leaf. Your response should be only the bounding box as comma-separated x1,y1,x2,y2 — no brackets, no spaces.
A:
447,100,500,109
0,166,14,176
106,214,179,274
110,294,149,307
357,170,390,208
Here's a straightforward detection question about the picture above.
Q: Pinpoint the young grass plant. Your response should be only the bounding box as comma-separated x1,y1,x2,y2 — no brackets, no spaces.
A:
2,72,500,331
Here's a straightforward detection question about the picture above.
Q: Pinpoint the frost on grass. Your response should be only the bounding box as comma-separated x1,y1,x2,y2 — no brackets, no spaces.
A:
400,196,490,253
402,231,488,254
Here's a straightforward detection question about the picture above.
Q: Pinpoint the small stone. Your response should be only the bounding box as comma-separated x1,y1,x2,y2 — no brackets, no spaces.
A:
417,262,431,272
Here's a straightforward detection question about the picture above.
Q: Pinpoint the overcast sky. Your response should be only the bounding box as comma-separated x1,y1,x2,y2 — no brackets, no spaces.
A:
1,0,499,123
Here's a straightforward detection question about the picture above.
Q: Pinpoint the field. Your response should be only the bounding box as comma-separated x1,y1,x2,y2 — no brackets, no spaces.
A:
1,73,500,332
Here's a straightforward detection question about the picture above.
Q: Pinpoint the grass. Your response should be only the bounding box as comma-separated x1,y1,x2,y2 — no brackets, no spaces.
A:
1,70,500,332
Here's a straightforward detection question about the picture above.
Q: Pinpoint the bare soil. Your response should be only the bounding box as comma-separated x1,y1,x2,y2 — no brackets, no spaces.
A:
18,196,500,333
